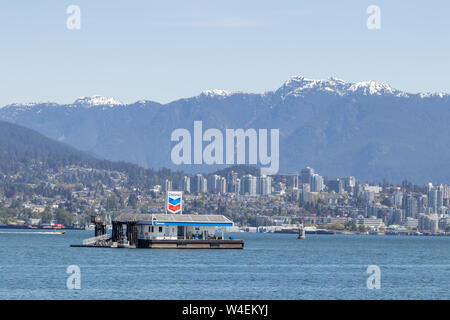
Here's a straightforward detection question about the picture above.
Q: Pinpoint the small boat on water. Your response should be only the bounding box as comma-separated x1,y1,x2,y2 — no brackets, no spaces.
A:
0,222,65,230
0,230,65,235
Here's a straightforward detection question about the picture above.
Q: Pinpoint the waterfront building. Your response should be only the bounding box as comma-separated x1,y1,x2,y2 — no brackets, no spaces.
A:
361,184,382,194
300,166,315,184
292,175,299,189
417,194,428,213
163,179,172,192
442,185,450,199
194,174,207,193
342,176,356,194
439,216,450,230
227,171,240,194
258,175,272,196
327,178,344,194
322,192,342,205
219,177,227,194
26,218,42,225
273,182,286,195
208,174,222,194
405,217,419,229
301,183,310,193
403,194,418,218
356,216,385,229
442,185,450,206
363,191,375,203
235,178,241,195
107,213,243,249
428,184,443,213
150,185,161,193
429,214,439,234
301,191,319,204
392,208,404,225
322,216,351,225
182,176,191,193
255,176,261,195
74,193,244,249
393,190,403,208
418,213,440,233
241,174,257,196
291,188,301,201
311,174,324,192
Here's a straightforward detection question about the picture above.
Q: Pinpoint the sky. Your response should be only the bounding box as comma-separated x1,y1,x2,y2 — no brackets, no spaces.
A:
0,0,449,106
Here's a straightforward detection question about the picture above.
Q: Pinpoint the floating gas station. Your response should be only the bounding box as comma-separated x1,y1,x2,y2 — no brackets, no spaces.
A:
71,191,244,249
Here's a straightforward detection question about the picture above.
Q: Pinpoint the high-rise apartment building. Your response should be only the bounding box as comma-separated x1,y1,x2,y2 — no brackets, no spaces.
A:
241,174,257,196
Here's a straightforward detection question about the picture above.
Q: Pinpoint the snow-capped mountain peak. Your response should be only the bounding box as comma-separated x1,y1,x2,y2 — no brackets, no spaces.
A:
3,101,58,108
279,76,348,97
279,76,409,98
73,95,124,107
200,89,232,98
347,80,403,96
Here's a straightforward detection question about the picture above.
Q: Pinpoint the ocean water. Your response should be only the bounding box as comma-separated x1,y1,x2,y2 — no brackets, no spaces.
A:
0,230,449,299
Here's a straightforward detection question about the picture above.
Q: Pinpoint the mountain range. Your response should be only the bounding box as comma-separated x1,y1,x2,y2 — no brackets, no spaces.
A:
1,76,449,183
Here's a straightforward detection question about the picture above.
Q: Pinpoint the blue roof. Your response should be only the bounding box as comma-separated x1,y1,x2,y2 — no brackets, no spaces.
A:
115,213,233,227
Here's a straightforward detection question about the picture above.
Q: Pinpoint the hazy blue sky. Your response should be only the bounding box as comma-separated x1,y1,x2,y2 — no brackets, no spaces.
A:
1,1,449,106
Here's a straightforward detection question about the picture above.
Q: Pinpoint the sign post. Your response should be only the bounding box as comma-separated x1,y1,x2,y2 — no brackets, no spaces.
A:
166,191,183,214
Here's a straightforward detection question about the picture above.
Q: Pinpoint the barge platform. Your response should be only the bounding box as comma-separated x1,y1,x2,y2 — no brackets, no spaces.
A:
138,238,243,249
71,212,244,249
71,238,244,249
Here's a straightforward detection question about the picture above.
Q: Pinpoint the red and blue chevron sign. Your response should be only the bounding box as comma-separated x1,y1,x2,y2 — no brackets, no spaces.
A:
167,191,182,214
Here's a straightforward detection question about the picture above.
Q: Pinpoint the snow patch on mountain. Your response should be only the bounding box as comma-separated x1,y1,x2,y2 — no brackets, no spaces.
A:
3,101,58,108
200,89,233,98
419,92,449,99
2,77,448,110
278,76,410,98
348,81,410,98
73,95,124,107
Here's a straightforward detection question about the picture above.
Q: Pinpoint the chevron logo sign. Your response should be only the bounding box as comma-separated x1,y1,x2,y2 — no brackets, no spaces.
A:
167,191,183,214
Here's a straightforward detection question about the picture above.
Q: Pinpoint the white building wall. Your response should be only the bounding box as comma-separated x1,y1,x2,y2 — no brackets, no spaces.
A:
138,224,177,240
138,224,219,240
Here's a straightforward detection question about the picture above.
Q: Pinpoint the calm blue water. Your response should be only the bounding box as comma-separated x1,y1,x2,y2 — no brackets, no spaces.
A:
0,230,449,299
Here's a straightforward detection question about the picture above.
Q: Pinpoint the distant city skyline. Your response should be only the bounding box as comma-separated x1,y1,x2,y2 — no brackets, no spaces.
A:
0,1,449,106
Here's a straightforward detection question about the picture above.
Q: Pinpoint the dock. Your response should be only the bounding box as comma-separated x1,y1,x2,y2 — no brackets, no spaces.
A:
71,239,244,249
71,213,244,249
